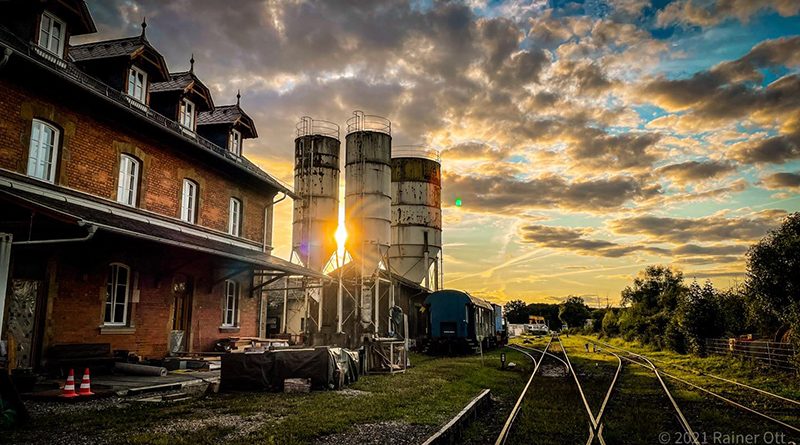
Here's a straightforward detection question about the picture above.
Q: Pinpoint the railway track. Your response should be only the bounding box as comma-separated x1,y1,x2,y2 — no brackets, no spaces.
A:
584,337,800,437
497,335,706,445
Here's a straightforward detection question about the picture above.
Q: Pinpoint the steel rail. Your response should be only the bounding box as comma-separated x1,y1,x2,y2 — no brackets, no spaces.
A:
558,336,598,429
595,348,699,444
593,352,623,445
514,344,569,370
587,337,800,408
494,336,554,445
558,337,622,445
615,349,800,436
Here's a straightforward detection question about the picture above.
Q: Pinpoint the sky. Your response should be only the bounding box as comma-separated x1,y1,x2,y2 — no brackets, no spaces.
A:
75,0,800,306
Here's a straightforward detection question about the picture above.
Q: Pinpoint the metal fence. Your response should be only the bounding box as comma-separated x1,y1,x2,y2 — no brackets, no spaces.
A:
705,338,797,371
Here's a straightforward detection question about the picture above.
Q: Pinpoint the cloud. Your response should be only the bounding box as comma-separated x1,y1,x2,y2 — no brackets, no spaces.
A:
608,209,786,243
760,171,800,189
656,0,800,28
443,172,661,214
656,160,737,185
518,224,669,257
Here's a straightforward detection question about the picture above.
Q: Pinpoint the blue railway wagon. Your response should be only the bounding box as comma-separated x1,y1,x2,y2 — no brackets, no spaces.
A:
424,289,497,354
492,303,508,346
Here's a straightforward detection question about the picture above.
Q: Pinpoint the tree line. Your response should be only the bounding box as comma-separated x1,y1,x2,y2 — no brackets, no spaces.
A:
504,212,800,363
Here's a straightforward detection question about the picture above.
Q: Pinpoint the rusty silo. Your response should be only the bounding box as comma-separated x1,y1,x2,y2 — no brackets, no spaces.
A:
389,146,442,288
291,116,340,272
344,111,392,326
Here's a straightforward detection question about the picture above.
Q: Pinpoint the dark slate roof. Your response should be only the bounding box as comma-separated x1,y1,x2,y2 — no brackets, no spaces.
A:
197,105,241,124
70,36,145,61
149,71,193,92
151,71,215,110
197,104,258,138
69,34,170,81
0,180,326,279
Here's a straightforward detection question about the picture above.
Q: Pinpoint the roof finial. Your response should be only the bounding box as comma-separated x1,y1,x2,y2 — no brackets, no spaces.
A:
140,18,147,39
189,53,195,73
236,89,241,106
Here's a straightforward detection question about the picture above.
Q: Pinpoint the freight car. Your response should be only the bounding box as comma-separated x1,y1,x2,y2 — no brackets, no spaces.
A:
422,289,504,354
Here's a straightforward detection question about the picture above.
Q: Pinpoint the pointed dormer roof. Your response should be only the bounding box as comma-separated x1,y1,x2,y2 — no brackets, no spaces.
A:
68,18,169,81
197,91,257,138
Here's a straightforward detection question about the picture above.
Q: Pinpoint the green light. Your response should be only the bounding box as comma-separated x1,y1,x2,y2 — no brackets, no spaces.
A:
455,198,462,207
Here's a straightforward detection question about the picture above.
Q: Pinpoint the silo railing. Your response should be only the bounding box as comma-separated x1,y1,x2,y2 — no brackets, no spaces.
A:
392,145,441,162
296,116,340,140
346,110,391,136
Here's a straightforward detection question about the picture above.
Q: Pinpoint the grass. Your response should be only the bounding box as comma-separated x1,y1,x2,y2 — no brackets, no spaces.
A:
3,350,531,445
578,335,800,443
505,335,800,444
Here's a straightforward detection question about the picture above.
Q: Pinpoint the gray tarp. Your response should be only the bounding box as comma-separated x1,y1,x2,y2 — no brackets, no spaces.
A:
220,346,360,392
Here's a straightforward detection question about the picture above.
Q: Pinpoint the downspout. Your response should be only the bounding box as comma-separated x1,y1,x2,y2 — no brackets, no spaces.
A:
0,46,12,70
258,191,287,337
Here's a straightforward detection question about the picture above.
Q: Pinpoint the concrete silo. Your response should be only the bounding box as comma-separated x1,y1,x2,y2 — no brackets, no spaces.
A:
292,116,340,271
344,111,392,327
389,146,442,289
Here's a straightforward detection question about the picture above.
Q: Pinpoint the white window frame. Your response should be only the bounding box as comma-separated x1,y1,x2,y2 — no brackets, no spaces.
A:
127,66,148,103
181,179,198,223
37,11,66,57
179,98,196,130
228,197,242,236
27,119,59,183
223,280,239,327
228,129,242,155
104,263,131,326
117,154,140,207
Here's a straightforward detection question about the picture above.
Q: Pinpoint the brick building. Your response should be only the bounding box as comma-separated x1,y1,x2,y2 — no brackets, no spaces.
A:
0,0,323,368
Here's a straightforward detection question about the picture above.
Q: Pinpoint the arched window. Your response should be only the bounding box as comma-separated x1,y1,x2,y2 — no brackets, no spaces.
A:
181,179,198,223
228,197,242,236
27,119,60,183
104,263,130,325
222,280,239,327
117,154,141,207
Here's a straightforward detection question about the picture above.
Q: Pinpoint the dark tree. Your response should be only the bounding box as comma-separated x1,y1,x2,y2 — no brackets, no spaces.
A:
677,281,722,355
503,299,528,324
745,212,800,343
558,296,591,329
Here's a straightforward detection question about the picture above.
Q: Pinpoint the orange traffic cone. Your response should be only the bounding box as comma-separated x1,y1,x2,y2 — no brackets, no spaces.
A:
61,369,78,398
78,368,94,396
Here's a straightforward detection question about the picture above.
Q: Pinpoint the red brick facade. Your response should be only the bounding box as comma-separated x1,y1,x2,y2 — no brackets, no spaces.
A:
0,6,293,363
0,79,271,244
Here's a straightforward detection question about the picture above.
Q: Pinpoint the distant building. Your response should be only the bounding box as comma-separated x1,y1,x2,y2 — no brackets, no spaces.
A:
0,0,323,368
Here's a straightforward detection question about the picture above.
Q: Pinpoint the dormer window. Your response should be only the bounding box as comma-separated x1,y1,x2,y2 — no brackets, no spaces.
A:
179,98,196,131
38,11,66,57
229,129,242,155
127,66,147,103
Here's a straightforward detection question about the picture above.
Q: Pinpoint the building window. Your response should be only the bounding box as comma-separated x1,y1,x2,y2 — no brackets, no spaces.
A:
228,197,242,236
223,280,239,327
117,154,140,207
181,179,198,223
104,263,130,326
127,66,147,103
27,119,59,183
38,11,66,57
179,98,195,130
228,129,242,155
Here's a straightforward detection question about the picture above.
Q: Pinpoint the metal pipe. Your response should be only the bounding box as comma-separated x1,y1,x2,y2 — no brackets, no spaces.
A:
12,224,97,245
0,233,12,340
0,46,12,70
374,272,380,334
281,276,288,334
